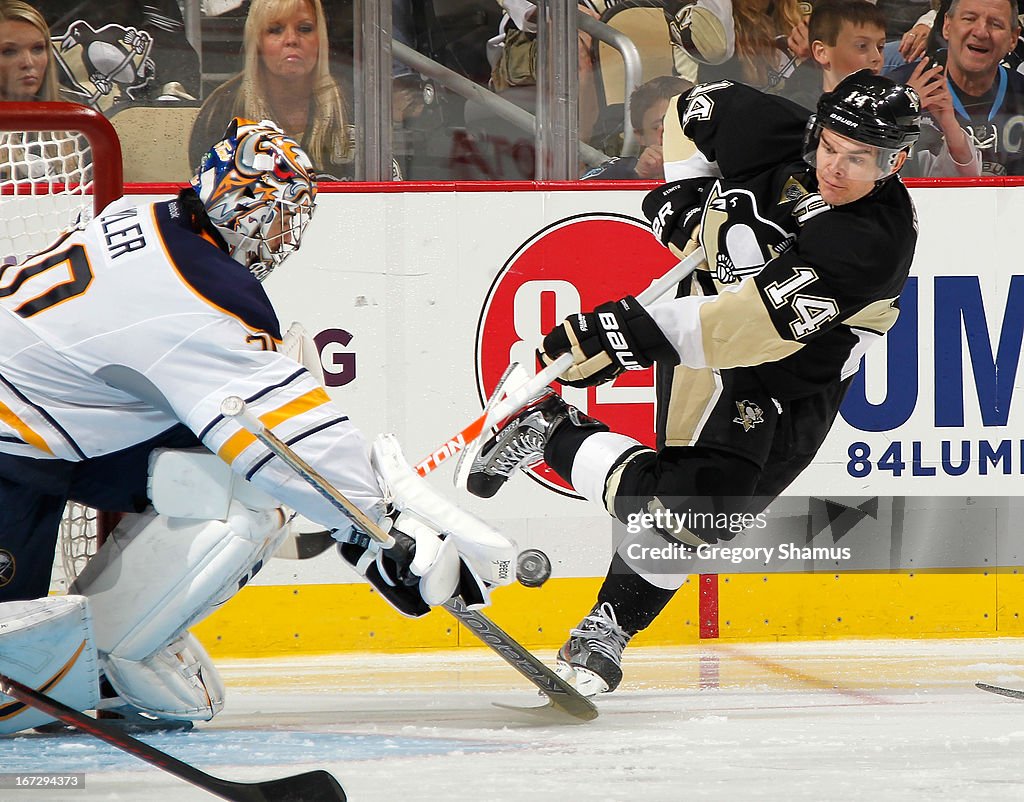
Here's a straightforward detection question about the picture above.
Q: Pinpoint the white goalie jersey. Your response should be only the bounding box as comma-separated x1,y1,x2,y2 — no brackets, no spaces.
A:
0,195,384,529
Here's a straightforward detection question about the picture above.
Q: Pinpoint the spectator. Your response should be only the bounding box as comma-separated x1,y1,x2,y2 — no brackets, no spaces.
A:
890,0,1024,176
0,0,58,101
0,1,91,189
487,1,603,143
189,0,367,180
582,75,693,180
892,0,946,66
663,0,809,93
784,0,979,176
34,1,200,112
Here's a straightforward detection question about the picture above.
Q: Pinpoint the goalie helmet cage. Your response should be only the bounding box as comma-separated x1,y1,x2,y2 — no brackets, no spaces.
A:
0,102,124,588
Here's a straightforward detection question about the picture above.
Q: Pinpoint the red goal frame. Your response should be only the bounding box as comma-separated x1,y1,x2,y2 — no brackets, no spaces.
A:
0,101,123,216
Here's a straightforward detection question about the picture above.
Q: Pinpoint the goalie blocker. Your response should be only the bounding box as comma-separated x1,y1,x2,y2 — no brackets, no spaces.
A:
339,433,518,617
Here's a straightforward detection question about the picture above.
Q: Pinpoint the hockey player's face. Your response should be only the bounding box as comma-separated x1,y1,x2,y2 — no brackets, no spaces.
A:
814,129,890,205
0,20,48,101
259,1,319,80
813,23,886,86
943,0,1020,79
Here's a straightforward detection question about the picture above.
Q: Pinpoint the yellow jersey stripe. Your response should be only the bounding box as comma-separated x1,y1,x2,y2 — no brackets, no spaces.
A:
217,387,332,464
0,399,54,456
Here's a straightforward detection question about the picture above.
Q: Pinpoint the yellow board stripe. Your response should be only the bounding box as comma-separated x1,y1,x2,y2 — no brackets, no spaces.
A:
188,572,1024,658
0,399,53,456
217,387,332,464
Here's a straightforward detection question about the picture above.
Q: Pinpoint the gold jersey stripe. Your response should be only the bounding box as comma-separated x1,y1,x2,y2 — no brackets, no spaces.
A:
218,387,332,464
700,280,803,368
0,399,54,456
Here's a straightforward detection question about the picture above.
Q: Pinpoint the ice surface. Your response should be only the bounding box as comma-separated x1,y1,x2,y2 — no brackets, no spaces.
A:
5,638,1024,801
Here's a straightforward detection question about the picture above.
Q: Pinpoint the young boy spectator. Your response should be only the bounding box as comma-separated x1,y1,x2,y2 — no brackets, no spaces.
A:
785,0,978,176
582,75,694,180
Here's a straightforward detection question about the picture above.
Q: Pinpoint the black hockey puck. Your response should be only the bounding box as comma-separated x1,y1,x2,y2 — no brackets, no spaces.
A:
516,549,552,587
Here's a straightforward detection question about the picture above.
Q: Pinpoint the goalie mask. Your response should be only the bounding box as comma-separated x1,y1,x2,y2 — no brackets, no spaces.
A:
190,118,317,280
803,70,921,183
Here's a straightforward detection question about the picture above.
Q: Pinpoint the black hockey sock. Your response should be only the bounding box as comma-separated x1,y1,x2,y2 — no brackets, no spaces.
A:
596,552,679,635
543,408,608,482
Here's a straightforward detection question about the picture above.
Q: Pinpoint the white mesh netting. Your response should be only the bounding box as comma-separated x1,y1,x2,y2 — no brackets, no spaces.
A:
58,502,100,589
0,130,94,265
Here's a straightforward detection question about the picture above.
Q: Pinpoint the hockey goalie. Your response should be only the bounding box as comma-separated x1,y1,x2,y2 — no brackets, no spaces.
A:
0,118,516,734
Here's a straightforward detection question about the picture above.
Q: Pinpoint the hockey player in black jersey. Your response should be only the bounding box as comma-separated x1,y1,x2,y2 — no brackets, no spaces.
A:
466,70,921,695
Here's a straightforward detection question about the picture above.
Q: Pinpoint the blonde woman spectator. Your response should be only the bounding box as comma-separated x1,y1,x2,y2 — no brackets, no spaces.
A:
0,1,91,189
665,0,809,92
0,0,59,101
189,0,364,180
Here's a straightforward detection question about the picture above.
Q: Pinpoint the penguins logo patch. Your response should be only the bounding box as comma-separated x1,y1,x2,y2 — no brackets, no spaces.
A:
0,549,14,588
52,22,156,111
733,400,765,432
699,182,795,283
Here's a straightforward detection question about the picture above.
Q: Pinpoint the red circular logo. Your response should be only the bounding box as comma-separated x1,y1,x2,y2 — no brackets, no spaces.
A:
475,213,680,496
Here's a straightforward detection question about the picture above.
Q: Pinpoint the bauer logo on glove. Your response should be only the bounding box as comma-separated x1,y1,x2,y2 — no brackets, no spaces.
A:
539,296,679,389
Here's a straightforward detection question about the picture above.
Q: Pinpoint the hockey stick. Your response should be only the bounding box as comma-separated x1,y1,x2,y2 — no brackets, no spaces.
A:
220,397,598,721
976,682,1024,700
0,673,347,802
414,246,707,477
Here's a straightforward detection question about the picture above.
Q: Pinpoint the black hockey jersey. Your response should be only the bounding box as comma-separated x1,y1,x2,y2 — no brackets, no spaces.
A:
37,0,200,110
648,80,917,401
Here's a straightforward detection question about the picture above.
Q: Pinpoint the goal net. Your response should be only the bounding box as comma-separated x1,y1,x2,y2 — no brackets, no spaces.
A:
0,102,124,590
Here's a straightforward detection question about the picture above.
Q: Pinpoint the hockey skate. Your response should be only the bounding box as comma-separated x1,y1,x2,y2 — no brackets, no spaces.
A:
465,388,570,499
555,602,632,696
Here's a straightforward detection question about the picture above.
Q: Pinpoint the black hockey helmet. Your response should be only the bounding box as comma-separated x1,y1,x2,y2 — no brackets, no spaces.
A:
804,70,921,180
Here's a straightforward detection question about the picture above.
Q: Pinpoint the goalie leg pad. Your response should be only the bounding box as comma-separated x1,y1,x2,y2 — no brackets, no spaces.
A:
102,632,224,721
73,502,288,661
71,502,287,719
0,596,99,734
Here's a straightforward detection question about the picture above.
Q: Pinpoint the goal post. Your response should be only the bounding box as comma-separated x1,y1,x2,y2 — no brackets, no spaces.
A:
0,101,123,265
0,102,124,590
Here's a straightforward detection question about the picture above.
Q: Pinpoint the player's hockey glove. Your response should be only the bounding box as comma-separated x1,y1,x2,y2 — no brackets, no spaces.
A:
337,508,462,618
539,296,678,388
642,178,710,255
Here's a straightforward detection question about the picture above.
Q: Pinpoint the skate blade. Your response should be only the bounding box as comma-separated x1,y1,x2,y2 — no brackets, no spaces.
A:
568,667,609,698
552,661,607,698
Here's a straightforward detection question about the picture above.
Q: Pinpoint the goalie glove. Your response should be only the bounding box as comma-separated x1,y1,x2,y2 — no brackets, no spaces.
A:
337,509,461,618
539,296,678,388
339,434,519,618
642,178,710,256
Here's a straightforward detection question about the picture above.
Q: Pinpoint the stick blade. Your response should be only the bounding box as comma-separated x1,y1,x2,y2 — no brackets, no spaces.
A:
249,769,347,802
492,700,595,724
976,682,1024,700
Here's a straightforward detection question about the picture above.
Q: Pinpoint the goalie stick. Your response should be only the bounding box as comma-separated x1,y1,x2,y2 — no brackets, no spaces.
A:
976,682,1024,700
414,246,708,477
220,397,599,722
0,673,347,802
